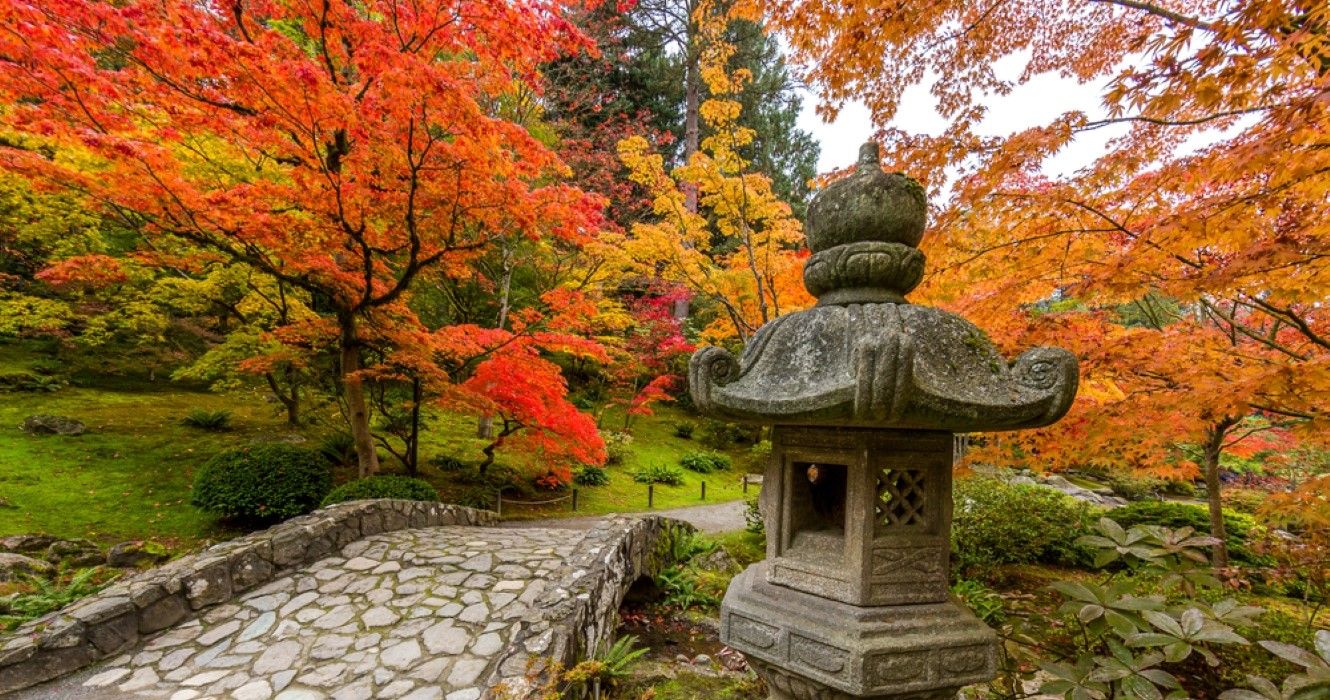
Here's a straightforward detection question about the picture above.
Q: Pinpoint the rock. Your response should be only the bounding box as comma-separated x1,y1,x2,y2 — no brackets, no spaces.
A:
695,548,736,572
0,534,57,554
20,414,86,436
46,539,103,567
1040,475,1128,508
0,553,54,581
107,541,170,568
692,653,713,666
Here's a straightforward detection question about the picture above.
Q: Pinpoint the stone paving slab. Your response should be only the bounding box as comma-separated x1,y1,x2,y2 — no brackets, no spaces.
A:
13,527,575,700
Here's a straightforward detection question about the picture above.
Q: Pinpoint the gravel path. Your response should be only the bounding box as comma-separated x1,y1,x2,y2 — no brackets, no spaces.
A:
498,499,749,534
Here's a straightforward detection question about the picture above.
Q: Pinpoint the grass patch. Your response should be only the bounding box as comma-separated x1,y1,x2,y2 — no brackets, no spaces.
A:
0,341,754,546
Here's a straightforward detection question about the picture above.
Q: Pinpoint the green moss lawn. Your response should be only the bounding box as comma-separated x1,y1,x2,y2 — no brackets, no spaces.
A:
0,341,757,549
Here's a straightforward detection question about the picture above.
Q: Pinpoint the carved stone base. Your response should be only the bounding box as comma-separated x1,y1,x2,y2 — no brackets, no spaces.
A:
722,564,996,698
750,657,960,700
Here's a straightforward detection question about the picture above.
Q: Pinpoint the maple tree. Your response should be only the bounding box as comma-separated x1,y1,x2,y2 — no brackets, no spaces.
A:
0,0,609,477
608,0,812,343
766,0,1330,565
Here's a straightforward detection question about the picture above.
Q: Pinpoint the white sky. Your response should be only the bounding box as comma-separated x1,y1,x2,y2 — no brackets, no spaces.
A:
796,52,1250,179
796,59,1125,177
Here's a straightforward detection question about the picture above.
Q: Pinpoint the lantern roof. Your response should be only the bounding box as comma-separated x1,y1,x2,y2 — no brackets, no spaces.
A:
688,143,1079,431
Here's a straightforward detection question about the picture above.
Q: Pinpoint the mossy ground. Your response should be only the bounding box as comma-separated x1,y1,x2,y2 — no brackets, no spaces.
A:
0,341,755,549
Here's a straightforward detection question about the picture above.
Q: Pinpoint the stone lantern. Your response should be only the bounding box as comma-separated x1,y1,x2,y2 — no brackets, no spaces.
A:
689,143,1079,699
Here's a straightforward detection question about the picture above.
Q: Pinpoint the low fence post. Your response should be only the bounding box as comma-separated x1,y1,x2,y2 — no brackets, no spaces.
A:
742,474,749,494
701,480,706,501
496,491,502,518
571,489,579,512
648,483,654,509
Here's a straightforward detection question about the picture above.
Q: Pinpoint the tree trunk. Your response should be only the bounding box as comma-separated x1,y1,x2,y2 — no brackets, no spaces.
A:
406,377,421,476
682,52,700,213
339,312,380,478
265,367,301,426
478,422,518,474
1202,418,1237,569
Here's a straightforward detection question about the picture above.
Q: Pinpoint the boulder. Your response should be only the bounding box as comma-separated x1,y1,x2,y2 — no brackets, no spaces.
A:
1040,475,1128,508
695,548,737,573
106,541,169,568
20,415,86,436
46,539,103,568
0,534,58,554
0,552,54,581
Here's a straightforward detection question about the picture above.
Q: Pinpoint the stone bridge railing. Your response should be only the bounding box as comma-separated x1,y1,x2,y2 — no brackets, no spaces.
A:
486,515,697,696
0,500,496,694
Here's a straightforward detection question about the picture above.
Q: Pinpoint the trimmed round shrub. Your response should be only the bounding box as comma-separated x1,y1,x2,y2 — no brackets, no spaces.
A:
634,464,684,486
574,466,610,486
1108,499,1266,565
320,475,438,507
192,444,331,521
679,450,731,474
951,476,1097,574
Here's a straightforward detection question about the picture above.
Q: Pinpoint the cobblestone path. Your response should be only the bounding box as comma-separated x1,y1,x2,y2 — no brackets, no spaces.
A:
26,527,573,700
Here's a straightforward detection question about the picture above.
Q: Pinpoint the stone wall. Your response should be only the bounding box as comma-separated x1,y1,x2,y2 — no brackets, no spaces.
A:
487,515,696,695
0,500,495,695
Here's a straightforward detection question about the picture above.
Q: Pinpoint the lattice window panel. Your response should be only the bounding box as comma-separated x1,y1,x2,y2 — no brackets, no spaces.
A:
875,469,926,528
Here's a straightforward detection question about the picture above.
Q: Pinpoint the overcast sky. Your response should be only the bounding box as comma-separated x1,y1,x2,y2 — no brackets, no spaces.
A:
795,60,1124,177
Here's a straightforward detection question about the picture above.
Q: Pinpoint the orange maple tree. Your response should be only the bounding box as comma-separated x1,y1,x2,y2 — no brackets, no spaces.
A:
0,0,607,476
768,0,1330,565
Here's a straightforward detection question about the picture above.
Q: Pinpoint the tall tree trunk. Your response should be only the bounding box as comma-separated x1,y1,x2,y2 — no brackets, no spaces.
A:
1202,417,1237,569
339,311,380,478
682,52,700,213
406,377,421,476
476,245,514,440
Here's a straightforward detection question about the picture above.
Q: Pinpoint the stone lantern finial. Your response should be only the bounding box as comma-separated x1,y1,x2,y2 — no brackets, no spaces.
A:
690,142,1081,700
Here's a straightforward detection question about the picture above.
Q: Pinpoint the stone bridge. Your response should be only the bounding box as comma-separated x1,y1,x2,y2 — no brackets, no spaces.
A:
0,500,695,699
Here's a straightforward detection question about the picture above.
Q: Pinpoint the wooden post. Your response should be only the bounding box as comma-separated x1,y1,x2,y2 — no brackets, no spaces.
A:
572,489,579,512
742,474,749,494
496,491,502,518
701,481,706,500
648,483,654,509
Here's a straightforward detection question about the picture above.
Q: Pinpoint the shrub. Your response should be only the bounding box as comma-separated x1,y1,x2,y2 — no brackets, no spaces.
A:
673,421,696,439
534,471,569,491
634,464,684,486
191,443,331,521
951,476,1097,574
744,496,764,535
0,371,64,393
0,568,116,631
602,431,633,466
1105,473,1167,501
1108,499,1266,565
317,432,357,466
429,455,467,473
697,419,742,450
574,466,610,486
1215,608,1316,690
181,409,232,431
320,475,438,507
1223,487,1267,515
679,450,731,474
950,579,1005,626
747,439,772,470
